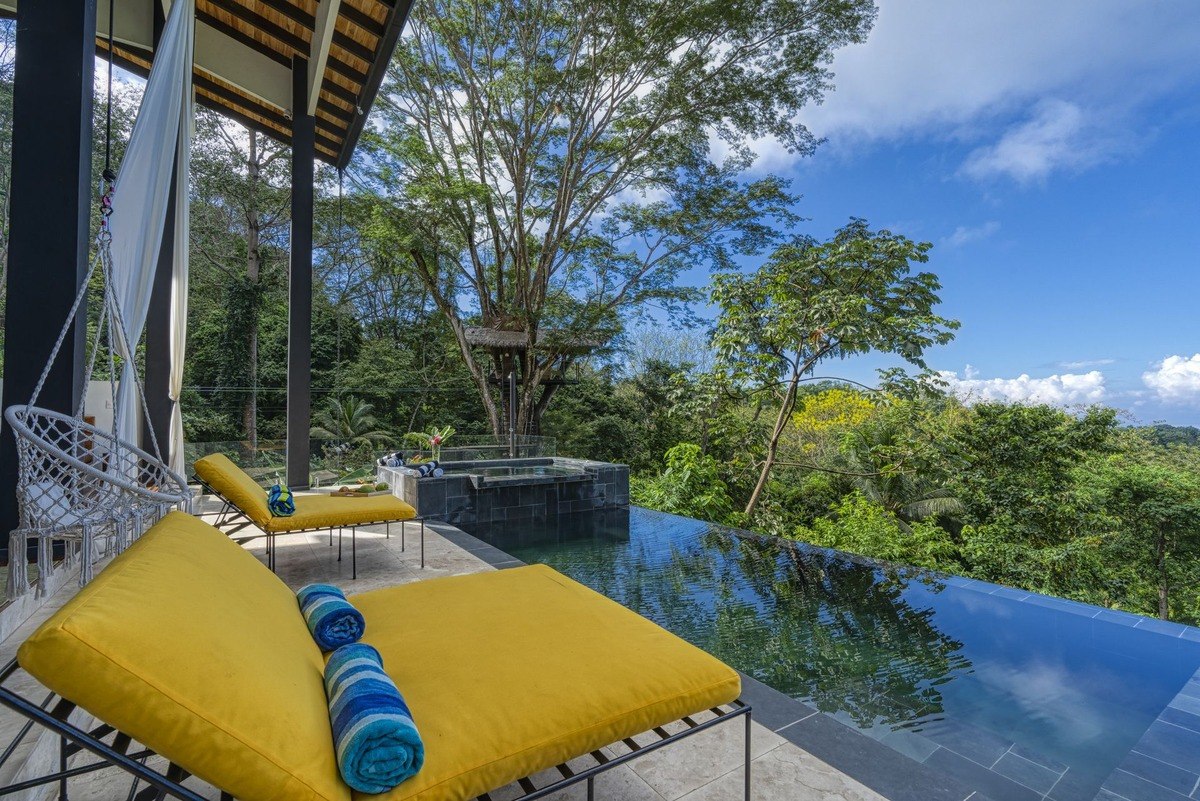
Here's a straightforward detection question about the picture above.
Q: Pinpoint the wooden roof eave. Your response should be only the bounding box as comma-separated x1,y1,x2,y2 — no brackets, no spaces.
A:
0,0,412,169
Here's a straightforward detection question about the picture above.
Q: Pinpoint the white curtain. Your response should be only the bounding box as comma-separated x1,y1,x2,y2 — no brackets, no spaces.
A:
110,0,194,460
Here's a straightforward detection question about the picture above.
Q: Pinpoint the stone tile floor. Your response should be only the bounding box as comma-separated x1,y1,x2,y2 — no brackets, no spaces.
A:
1,497,888,801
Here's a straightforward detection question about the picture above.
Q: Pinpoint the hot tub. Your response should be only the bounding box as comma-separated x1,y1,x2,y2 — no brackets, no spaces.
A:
379,457,629,525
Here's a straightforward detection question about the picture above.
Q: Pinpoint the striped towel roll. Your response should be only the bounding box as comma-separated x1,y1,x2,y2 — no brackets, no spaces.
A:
297,584,365,651
326,644,425,793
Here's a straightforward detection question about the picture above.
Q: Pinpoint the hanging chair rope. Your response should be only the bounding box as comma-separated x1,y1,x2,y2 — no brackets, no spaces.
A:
5,39,190,598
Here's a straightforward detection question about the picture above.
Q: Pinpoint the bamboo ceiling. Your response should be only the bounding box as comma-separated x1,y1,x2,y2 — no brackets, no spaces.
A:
92,0,412,167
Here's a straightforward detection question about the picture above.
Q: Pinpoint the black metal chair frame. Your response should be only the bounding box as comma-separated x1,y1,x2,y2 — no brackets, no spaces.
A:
193,479,426,578
0,657,752,801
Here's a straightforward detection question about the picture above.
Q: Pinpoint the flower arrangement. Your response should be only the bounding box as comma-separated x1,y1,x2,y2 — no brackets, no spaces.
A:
402,425,456,462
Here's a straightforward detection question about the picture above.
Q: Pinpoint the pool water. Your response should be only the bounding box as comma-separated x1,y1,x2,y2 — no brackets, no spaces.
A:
461,506,1200,801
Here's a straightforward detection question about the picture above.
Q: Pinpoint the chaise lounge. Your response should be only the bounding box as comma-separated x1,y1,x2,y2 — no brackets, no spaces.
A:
194,452,424,575
0,511,749,800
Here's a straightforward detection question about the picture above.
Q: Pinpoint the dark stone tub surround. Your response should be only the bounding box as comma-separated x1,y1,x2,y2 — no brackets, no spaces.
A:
381,458,630,526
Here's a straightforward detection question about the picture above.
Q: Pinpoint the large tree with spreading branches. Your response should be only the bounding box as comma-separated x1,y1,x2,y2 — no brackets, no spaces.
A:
360,0,877,435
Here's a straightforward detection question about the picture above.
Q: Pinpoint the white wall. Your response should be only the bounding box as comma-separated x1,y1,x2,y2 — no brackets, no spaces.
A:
0,380,119,436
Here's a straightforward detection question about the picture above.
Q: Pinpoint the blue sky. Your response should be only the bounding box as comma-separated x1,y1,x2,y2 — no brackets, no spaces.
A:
684,0,1200,425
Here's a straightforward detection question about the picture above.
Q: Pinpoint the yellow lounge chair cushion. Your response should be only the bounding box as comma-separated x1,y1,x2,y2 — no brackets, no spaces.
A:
194,452,273,526
194,452,416,532
349,564,742,801
18,511,349,801
265,493,417,533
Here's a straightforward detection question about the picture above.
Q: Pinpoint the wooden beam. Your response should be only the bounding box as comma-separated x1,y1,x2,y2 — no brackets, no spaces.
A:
307,0,342,116
256,0,316,28
338,0,413,168
337,4,386,36
203,0,309,55
89,1,294,110
331,30,375,63
194,8,291,68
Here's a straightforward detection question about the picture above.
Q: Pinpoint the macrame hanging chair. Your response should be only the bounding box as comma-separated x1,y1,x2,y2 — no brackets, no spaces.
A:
4,15,191,598
5,179,192,598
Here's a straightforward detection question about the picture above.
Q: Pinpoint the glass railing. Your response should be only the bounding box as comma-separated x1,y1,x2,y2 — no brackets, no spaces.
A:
185,435,557,488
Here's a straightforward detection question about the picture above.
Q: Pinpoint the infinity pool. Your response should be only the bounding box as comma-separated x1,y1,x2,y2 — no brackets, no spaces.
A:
461,506,1200,801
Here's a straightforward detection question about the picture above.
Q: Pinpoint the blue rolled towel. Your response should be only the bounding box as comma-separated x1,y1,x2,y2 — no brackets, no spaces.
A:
267,483,295,516
326,644,424,793
297,584,365,651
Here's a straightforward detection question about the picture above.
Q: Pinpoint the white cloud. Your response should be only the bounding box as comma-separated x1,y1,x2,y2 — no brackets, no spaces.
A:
707,130,799,174
797,1,1200,181
938,365,1107,406
959,100,1126,184
943,221,1000,248
1058,358,1115,370
805,1,1200,141
1142,354,1200,405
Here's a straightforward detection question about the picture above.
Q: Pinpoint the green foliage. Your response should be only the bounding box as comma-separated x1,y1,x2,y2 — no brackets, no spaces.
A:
402,425,457,457
710,219,959,514
310,396,391,446
359,0,875,434
797,493,957,570
632,444,735,523
1140,423,1200,448
1092,458,1200,621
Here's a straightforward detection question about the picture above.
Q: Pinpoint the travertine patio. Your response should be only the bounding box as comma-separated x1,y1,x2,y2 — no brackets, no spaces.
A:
0,495,888,801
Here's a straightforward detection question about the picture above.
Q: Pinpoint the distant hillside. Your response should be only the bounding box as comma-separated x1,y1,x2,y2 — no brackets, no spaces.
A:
1139,423,1200,447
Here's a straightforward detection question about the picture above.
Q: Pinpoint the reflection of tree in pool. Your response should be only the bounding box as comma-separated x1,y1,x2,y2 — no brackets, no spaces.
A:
664,529,972,729
505,511,972,730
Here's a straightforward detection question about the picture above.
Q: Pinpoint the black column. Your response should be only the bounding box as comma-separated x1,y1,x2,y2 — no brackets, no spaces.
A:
286,56,314,489
143,1,176,461
0,0,97,541
142,166,176,460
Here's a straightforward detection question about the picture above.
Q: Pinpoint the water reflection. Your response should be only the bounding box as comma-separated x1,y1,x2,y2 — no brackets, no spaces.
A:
463,505,1200,801
464,505,973,729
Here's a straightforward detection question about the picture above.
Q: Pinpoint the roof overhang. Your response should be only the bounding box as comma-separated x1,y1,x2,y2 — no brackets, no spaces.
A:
0,0,411,168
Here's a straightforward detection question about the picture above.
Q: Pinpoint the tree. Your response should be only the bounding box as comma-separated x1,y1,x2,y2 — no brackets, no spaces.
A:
946,403,1118,599
360,0,876,436
189,111,291,449
631,443,734,522
1096,461,1200,620
310,396,391,447
711,219,958,516
798,492,957,571
840,408,963,530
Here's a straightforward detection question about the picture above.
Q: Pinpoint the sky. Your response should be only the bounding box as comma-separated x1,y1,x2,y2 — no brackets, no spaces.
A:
681,0,1200,426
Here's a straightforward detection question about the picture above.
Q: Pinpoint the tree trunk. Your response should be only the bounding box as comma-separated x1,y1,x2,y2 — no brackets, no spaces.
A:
407,249,501,435
744,369,801,517
242,132,262,452
1157,525,1169,620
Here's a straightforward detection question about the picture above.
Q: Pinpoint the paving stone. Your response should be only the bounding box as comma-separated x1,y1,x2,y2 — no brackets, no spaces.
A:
1119,751,1200,797
922,749,1041,801
677,743,888,801
1138,721,1200,773
1008,740,1068,774
1101,768,1194,801
991,751,1060,795
628,714,784,799
918,717,1013,766
1172,694,1200,717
